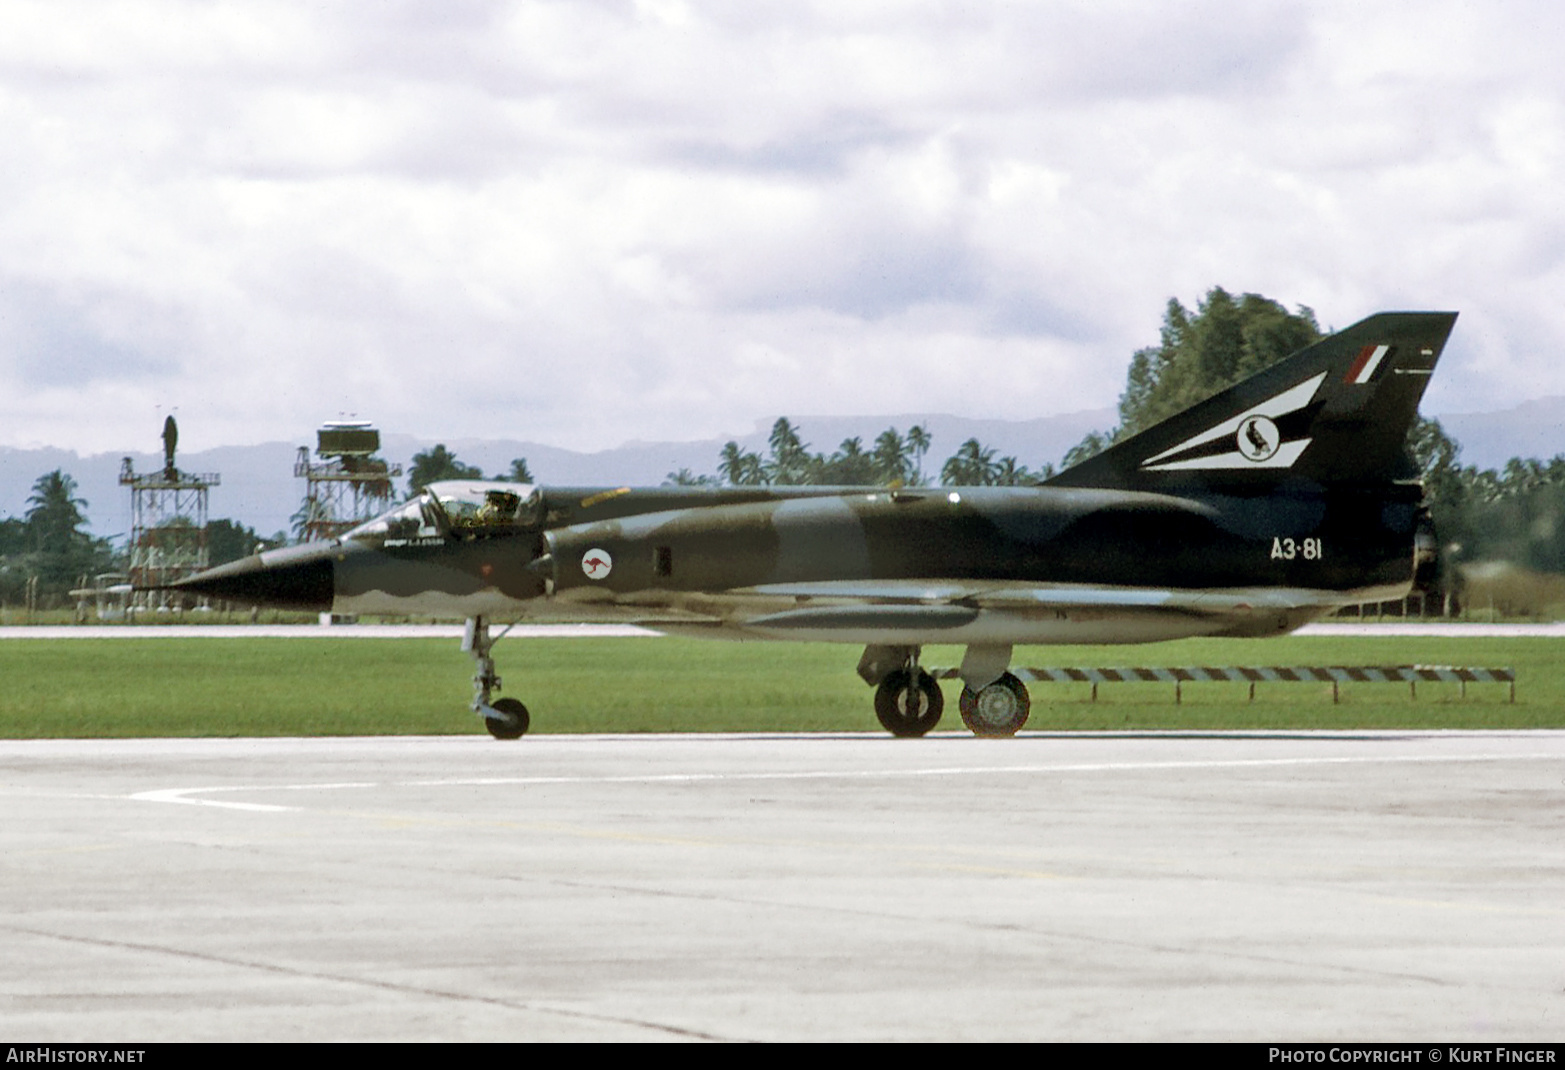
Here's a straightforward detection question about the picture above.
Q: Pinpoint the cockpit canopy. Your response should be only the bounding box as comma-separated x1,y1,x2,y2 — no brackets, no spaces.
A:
344,481,543,544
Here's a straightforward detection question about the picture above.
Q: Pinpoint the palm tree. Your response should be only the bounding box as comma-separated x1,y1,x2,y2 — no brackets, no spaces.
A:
907,424,931,485
22,470,111,594
664,468,720,486
821,437,876,484
720,441,767,486
941,439,999,486
25,470,89,549
407,445,483,495
499,458,533,483
765,418,815,485
993,456,1037,486
871,428,911,486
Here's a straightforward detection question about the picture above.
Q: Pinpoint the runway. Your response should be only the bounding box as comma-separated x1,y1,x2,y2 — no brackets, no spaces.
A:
2,731,1561,1041
3,620,1565,638
0,623,660,639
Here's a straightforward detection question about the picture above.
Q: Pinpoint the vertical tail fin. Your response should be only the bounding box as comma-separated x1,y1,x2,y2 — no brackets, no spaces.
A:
1046,311,1458,490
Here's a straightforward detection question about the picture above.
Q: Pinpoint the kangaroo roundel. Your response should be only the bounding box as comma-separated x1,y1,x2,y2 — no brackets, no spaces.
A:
581,549,613,580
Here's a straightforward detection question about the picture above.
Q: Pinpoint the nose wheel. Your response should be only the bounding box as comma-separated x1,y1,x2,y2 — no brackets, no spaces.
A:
484,696,530,740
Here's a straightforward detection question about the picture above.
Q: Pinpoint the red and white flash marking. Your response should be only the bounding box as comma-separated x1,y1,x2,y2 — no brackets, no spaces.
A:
582,548,613,580
1345,344,1392,384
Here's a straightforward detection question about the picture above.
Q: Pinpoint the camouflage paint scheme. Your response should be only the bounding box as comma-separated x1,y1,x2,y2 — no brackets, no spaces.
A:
170,311,1457,737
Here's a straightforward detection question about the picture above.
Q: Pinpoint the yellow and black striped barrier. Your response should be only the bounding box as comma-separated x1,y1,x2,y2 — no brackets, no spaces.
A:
926,666,1516,704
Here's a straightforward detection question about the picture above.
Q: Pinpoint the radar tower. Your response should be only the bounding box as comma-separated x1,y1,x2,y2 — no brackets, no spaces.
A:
120,416,219,609
294,421,402,542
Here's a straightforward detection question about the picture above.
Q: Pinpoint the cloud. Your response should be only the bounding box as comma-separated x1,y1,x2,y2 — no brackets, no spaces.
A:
0,281,180,388
0,0,1562,457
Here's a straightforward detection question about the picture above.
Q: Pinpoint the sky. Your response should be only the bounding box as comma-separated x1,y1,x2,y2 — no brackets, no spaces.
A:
2,0,1562,459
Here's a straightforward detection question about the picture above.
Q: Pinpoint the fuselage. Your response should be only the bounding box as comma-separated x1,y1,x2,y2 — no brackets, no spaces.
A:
189,478,1424,647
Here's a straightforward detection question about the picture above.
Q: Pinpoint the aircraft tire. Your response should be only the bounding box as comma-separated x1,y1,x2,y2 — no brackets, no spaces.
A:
484,697,531,740
874,669,944,738
959,673,1030,738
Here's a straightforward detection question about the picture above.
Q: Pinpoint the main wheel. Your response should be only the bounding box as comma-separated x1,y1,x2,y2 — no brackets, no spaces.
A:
959,672,1030,737
874,669,944,738
484,696,531,740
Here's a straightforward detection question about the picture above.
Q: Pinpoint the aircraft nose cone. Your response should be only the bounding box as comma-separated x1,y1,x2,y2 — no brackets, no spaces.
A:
168,543,336,613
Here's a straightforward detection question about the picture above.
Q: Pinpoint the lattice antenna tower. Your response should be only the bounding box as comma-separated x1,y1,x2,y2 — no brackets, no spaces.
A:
295,421,403,542
120,416,220,607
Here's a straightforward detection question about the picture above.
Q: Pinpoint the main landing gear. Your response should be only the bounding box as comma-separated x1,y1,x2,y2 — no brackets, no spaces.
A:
958,672,1031,738
466,616,530,740
860,643,1033,738
861,644,942,737
954,644,1030,738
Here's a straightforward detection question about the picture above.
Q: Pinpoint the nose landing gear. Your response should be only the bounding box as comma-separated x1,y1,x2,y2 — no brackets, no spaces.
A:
465,616,530,740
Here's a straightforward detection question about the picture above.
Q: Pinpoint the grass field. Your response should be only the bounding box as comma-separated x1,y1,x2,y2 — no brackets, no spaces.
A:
0,633,1556,737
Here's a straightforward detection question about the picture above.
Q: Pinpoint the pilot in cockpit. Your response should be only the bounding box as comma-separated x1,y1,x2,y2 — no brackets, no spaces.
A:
475,491,521,526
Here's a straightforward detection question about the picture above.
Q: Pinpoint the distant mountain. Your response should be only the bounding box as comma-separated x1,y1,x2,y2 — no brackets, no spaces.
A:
1435,397,1565,470
0,441,303,546
394,409,1117,488
0,410,1113,541
3,398,1559,543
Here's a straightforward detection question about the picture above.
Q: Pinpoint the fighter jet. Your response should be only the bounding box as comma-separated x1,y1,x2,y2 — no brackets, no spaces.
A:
168,311,1457,739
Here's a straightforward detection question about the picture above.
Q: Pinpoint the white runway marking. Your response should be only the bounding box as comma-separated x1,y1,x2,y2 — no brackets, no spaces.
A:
128,781,378,811
126,749,1562,811
129,787,296,811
